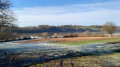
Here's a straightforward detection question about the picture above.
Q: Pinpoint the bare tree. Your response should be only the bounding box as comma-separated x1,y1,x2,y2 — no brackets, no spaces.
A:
52,33,58,38
84,30,89,37
0,0,16,29
0,0,17,41
41,32,49,38
101,22,117,36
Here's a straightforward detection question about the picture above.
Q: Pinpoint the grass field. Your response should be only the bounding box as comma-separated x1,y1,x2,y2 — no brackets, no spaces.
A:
15,36,120,67
53,38,120,46
17,37,120,46
16,36,120,67
30,53,120,67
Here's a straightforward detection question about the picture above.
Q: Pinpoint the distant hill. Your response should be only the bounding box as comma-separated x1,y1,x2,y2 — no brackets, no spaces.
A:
12,25,120,33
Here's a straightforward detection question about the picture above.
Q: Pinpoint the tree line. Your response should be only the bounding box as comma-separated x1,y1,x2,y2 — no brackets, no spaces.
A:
13,25,101,33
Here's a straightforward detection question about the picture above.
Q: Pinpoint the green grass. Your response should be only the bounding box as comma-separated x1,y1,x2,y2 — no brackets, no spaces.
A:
52,38,120,46
30,53,120,67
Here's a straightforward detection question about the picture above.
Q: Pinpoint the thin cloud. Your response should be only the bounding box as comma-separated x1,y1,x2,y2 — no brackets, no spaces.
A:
14,1,120,27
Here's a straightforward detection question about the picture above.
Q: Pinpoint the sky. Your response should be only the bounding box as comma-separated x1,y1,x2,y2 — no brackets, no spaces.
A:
11,0,120,27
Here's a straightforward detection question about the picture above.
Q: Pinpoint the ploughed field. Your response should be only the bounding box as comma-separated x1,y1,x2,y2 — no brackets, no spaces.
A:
0,37,120,67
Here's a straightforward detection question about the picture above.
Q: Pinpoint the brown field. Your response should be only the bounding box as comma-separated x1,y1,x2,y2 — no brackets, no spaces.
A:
16,37,119,43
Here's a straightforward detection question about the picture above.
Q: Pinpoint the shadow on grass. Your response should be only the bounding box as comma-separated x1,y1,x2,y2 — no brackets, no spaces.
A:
0,47,120,67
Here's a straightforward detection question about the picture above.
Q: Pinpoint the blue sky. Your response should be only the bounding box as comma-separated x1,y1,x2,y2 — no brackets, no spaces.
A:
11,0,120,27
11,0,118,8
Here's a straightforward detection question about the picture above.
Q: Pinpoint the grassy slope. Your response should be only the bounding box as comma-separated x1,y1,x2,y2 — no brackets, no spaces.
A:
30,53,120,67
53,38,120,46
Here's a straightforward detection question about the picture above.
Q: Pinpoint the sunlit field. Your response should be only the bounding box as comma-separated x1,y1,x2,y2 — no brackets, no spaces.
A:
17,37,120,46
30,53,120,67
